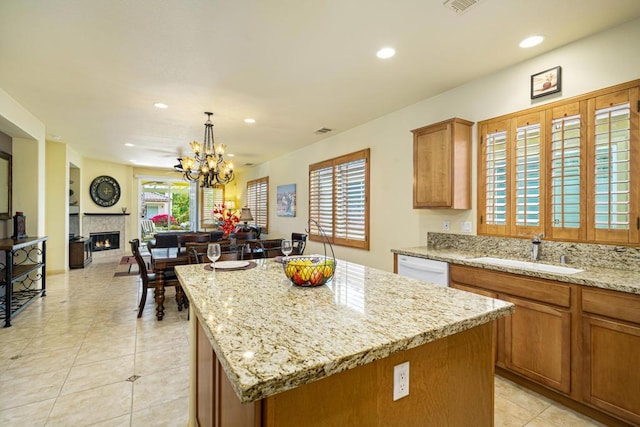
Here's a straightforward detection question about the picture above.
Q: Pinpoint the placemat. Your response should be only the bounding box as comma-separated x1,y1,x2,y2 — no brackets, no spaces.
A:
204,261,257,272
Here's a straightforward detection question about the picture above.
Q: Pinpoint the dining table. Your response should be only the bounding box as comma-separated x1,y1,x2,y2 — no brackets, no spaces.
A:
149,247,189,320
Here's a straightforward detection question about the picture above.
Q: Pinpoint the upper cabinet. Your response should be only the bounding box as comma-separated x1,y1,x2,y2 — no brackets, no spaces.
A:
411,118,473,209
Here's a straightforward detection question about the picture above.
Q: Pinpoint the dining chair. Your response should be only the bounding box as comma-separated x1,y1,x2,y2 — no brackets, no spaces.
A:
292,233,307,255
177,233,211,253
259,238,285,258
129,239,186,318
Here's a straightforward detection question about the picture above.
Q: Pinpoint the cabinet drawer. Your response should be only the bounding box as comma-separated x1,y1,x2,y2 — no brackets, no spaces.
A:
582,288,640,324
450,265,571,307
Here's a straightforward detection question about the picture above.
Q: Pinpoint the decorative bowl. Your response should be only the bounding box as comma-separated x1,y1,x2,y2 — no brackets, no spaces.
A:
282,255,336,287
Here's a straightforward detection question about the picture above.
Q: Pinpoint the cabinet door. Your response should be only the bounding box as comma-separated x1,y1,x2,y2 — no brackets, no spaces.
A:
582,316,640,425
450,282,501,365
413,121,453,208
503,295,571,393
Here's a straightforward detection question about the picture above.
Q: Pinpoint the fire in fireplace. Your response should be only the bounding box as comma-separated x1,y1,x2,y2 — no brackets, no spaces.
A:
90,231,120,252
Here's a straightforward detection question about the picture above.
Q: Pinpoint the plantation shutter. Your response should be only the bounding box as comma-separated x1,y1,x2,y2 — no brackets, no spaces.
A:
309,149,369,250
247,177,269,233
200,186,225,228
478,120,510,236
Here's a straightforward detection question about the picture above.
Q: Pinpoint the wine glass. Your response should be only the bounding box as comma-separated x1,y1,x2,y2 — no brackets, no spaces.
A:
281,240,293,257
207,243,221,269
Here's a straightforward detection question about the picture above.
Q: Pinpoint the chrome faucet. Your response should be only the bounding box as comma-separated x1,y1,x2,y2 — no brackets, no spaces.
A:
531,234,543,261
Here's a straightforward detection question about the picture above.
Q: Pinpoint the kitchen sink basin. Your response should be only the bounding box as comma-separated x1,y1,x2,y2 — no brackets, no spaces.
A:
468,257,584,275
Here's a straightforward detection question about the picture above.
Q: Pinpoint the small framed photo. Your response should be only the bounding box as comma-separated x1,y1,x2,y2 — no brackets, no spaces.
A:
531,66,561,99
277,184,296,217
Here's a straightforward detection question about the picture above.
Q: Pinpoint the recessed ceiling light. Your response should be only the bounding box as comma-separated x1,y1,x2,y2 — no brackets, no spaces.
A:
244,118,256,124
376,47,395,59
51,134,62,140
519,35,544,48
227,153,235,158
124,143,135,147
153,102,168,109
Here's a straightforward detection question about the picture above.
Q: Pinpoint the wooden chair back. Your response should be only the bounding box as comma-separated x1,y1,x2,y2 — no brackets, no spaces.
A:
292,233,307,255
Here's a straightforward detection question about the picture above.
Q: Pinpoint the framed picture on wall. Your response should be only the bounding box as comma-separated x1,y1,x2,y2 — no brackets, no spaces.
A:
277,184,296,217
531,66,561,99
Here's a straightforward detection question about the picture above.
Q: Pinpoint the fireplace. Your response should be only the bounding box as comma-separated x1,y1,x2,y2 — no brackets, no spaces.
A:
90,231,120,252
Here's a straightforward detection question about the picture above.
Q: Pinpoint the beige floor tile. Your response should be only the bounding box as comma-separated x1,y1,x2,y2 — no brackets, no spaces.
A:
60,354,135,396
527,405,607,427
494,394,542,427
46,381,132,427
0,338,30,360
131,395,189,427
132,364,189,412
495,376,552,414
134,344,190,377
75,335,136,366
88,413,132,426
0,347,78,381
20,331,85,355
0,398,55,427
0,368,67,411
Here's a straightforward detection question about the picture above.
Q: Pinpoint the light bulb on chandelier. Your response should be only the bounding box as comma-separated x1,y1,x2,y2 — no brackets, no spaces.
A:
174,112,235,187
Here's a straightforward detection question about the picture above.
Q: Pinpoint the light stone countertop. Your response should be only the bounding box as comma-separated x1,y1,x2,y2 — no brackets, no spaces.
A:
392,247,640,295
176,258,514,403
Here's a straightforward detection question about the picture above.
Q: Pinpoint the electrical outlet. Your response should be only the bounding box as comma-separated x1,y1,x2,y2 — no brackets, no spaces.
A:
443,220,450,231
461,221,472,233
393,361,410,401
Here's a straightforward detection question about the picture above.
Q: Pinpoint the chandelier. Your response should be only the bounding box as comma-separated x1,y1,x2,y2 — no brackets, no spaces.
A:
175,112,235,187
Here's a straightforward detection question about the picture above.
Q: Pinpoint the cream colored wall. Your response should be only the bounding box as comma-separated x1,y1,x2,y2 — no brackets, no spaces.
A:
45,140,69,273
0,88,46,239
240,17,640,272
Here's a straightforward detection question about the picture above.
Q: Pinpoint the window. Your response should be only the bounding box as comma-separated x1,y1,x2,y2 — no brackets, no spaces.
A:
247,177,268,233
478,81,639,245
309,149,369,250
200,186,225,229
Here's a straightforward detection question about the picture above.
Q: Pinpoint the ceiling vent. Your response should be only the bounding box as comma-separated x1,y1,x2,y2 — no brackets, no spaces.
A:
443,0,482,14
314,127,333,135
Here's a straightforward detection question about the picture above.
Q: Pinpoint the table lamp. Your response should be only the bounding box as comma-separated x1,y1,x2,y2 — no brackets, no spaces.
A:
239,207,253,231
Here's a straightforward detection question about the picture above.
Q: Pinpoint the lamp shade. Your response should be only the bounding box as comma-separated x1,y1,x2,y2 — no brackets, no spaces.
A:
239,207,253,222
225,200,236,210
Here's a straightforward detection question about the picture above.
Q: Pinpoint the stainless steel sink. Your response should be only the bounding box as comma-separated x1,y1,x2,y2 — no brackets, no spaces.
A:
468,257,584,275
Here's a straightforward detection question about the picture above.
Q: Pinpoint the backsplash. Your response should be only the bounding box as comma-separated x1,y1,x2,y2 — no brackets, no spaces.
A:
427,233,640,273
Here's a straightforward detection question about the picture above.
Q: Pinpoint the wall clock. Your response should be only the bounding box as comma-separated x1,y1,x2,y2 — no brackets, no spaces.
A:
90,175,121,207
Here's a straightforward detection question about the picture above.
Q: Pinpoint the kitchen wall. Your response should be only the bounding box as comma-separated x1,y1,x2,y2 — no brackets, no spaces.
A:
240,17,640,272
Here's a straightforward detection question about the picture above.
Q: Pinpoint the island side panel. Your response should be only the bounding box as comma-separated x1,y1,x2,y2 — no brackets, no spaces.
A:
261,322,494,427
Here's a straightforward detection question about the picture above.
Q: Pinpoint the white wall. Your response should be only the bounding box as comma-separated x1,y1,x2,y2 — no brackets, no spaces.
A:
241,17,640,272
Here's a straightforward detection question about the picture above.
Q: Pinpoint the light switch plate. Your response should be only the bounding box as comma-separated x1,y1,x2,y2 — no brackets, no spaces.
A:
461,221,472,233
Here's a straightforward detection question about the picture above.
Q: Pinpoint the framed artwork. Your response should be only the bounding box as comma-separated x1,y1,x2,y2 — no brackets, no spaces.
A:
13,212,27,239
531,66,561,99
277,184,296,217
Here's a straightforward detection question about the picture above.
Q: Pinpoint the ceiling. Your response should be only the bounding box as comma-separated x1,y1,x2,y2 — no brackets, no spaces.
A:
2,0,640,173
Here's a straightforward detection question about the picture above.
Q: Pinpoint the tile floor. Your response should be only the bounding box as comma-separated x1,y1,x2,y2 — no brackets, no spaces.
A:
0,254,605,426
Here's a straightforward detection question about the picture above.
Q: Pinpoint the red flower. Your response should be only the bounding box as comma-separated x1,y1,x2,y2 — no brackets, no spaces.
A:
213,204,239,235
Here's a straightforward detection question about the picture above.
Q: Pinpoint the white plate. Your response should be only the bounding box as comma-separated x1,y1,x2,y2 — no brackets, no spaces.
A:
213,261,250,269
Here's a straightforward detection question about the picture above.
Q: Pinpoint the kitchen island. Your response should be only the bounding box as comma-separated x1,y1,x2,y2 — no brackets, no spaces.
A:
176,258,514,427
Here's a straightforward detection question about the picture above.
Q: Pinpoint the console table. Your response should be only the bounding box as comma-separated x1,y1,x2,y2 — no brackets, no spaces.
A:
0,236,48,327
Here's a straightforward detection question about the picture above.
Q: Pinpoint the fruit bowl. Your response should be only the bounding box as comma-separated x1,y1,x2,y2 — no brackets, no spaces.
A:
282,255,336,287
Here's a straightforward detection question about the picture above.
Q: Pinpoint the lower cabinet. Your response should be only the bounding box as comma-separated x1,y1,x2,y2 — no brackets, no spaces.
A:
502,295,571,393
581,288,640,425
450,264,640,426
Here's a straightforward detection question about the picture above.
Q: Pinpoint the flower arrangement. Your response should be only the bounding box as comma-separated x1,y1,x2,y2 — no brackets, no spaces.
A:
213,204,239,236
150,214,178,226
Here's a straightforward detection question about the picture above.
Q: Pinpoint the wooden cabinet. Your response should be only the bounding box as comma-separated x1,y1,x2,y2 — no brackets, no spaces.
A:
450,264,640,425
450,265,571,393
581,288,640,425
411,118,473,209
502,295,571,393
69,239,92,269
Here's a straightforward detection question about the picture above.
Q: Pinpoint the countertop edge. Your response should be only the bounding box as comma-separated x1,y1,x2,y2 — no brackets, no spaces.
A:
392,248,640,295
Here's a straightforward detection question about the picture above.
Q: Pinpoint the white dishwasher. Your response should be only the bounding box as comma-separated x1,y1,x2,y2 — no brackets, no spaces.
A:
397,255,449,287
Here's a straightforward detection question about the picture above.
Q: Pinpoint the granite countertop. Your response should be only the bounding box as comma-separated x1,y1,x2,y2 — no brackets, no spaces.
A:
392,247,640,295
176,258,514,403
